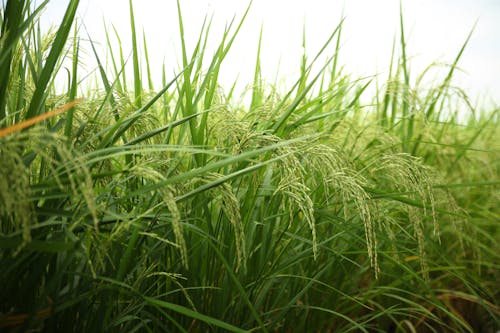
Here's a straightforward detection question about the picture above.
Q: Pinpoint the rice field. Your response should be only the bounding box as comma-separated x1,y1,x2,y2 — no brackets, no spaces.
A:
0,0,499,332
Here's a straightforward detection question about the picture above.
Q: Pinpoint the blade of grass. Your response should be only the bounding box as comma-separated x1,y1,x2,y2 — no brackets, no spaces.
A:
25,0,79,119
143,29,154,92
144,296,248,333
0,0,27,121
0,99,81,137
129,0,142,108
250,24,263,111
64,25,79,138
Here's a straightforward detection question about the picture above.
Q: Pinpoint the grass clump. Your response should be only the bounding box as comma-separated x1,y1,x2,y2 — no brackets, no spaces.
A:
1,1,499,332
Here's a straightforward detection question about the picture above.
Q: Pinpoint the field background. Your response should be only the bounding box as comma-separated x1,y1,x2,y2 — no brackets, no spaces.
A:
41,0,500,109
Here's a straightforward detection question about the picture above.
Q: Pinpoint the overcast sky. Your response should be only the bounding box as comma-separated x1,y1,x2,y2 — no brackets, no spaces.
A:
40,0,499,107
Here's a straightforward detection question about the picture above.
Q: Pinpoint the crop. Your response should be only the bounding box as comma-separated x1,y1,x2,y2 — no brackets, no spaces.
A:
1,0,498,332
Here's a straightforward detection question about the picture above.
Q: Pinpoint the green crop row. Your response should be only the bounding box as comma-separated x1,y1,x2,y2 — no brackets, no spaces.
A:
0,1,498,332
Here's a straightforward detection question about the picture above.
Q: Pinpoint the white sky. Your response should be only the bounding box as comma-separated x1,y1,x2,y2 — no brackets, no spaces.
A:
40,0,500,107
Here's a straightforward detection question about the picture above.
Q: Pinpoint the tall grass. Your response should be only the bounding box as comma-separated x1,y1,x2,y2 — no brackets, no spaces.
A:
1,1,499,332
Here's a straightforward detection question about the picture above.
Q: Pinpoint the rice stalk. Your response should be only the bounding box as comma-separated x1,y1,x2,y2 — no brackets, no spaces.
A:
1,128,97,253
128,162,188,268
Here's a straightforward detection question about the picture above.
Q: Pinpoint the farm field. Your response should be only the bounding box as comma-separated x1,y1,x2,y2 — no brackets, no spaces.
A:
0,0,499,332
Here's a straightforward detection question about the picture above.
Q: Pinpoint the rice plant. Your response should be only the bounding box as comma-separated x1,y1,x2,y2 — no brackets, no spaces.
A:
1,0,498,332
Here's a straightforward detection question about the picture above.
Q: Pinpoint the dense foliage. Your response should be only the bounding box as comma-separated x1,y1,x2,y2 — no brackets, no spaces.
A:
1,0,498,332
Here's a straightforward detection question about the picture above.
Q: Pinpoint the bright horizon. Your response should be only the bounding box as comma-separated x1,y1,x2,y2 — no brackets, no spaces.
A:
40,0,500,110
